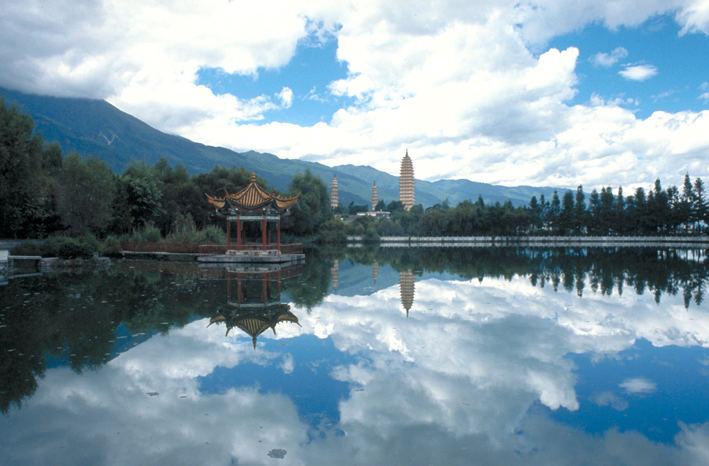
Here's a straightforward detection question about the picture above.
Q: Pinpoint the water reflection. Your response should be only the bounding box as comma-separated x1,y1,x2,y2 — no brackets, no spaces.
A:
206,264,302,347
338,246,708,308
1,246,709,464
399,269,415,316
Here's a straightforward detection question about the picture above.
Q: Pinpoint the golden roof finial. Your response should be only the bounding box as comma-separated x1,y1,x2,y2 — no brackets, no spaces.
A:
250,172,256,183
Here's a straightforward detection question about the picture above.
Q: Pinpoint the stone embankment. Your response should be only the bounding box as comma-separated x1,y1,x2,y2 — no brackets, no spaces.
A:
1,252,110,280
347,236,709,247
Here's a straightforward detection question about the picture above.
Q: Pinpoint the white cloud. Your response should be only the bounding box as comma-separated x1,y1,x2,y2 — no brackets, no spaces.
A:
676,0,709,34
592,47,628,67
592,391,629,410
620,377,658,394
619,64,659,81
277,86,294,108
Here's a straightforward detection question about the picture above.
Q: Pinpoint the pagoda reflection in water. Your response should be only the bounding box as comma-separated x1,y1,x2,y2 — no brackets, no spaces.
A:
205,264,302,348
400,269,415,316
328,260,415,315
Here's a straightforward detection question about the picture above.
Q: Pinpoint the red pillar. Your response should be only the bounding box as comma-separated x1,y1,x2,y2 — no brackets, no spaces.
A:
236,217,242,249
277,218,281,251
225,218,230,246
262,216,267,250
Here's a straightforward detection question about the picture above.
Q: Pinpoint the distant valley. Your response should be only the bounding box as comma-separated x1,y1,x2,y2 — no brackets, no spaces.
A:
1,87,565,207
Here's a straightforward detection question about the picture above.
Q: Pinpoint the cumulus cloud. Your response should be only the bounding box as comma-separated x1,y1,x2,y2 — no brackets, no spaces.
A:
592,47,629,67
1,1,709,189
676,0,709,34
619,64,659,81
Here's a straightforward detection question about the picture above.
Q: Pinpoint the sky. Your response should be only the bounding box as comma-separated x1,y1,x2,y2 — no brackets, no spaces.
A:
1,1,709,190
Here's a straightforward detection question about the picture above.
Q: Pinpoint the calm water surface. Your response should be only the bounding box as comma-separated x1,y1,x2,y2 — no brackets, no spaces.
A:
1,246,709,465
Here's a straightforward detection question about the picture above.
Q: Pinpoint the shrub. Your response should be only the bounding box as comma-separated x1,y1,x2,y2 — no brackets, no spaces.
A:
53,237,94,259
167,213,199,242
101,235,122,257
11,236,97,258
197,225,225,243
129,224,162,243
319,219,347,244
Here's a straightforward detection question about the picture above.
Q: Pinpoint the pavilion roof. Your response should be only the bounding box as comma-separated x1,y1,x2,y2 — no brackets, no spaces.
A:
208,304,300,348
205,173,299,212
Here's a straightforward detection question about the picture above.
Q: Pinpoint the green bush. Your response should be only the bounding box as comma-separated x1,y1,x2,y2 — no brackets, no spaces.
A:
319,219,347,244
101,235,122,257
11,236,96,258
129,224,162,243
167,213,199,242
197,225,225,243
53,237,94,259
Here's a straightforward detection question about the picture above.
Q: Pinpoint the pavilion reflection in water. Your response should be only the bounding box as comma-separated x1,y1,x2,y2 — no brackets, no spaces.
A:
203,264,303,348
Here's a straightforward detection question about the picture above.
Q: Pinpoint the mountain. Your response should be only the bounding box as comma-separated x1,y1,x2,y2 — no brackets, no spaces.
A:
1,87,565,207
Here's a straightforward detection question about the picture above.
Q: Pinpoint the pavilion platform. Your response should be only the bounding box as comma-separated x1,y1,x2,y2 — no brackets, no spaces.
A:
197,244,304,264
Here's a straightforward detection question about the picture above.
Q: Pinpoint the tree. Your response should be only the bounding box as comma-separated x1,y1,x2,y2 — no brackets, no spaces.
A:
599,187,615,234
614,187,625,234
588,189,601,233
560,191,574,234
55,154,117,236
528,195,542,231
693,178,707,232
548,191,561,233
574,186,587,233
120,163,164,229
286,169,330,235
0,99,46,237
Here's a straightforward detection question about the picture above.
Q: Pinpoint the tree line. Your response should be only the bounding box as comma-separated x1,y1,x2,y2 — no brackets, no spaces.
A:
326,180,708,240
0,98,330,241
528,179,707,235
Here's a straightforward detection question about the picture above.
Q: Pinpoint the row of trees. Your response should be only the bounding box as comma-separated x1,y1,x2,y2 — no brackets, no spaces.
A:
528,178,707,235
327,177,708,239
0,99,331,240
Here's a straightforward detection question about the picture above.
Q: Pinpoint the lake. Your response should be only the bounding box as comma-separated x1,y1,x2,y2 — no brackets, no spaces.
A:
2,246,709,465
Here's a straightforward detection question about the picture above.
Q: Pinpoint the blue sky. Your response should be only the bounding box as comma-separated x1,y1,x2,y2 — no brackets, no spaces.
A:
196,33,354,126
1,1,709,189
549,15,709,118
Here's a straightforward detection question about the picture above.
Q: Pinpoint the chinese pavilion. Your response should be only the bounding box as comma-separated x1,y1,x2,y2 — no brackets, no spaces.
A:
205,173,299,252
